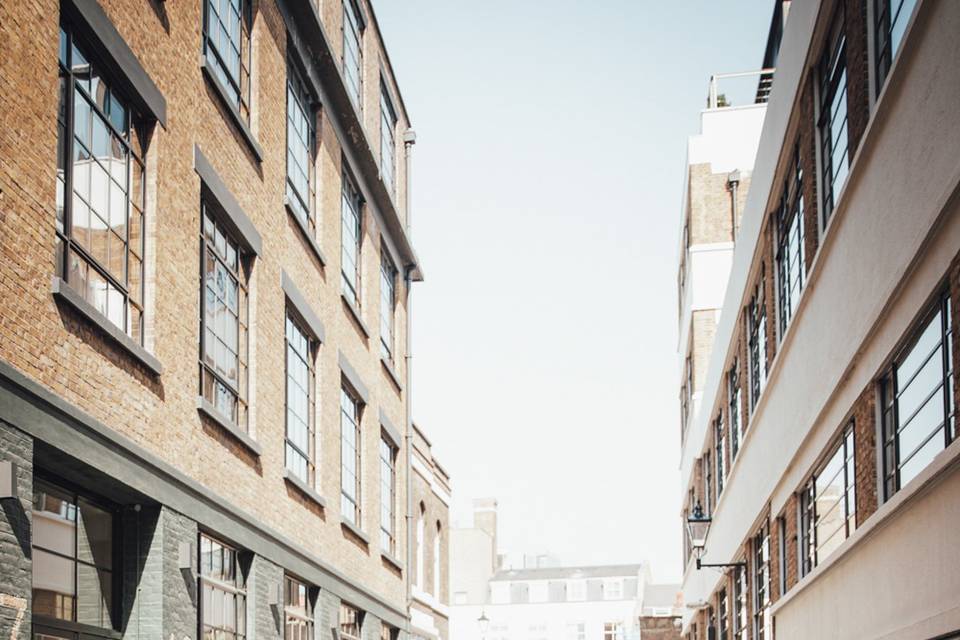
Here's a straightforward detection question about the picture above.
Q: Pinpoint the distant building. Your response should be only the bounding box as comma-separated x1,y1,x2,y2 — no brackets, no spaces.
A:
451,500,679,639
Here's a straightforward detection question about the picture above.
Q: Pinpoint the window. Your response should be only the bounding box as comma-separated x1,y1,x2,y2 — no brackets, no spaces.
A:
776,148,805,336
567,580,586,601
703,451,712,516
32,479,116,630
603,623,624,640
380,253,397,361
416,502,425,588
286,64,315,228
284,576,313,640
777,515,788,597
340,386,362,525
715,414,726,496
341,172,362,308
728,362,743,460
200,206,250,429
433,523,442,596
818,7,850,225
748,276,768,406
717,588,729,640
339,604,362,640
681,355,692,434
604,579,622,600
379,436,397,553
733,564,747,640
199,534,247,640
285,315,316,484
57,25,146,343
380,624,395,640
800,425,856,575
565,623,585,640
875,0,918,93
380,83,397,198
202,0,251,121
753,523,771,640
881,292,955,497
342,0,363,111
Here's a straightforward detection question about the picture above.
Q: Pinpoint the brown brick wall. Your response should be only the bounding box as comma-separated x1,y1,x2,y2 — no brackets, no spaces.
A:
852,385,879,524
640,616,681,640
688,164,753,246
798,80,821,267
843,0,872,158
692,309,718,394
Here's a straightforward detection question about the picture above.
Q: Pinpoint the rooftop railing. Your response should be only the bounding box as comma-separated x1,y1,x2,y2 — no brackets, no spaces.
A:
706,69,776,109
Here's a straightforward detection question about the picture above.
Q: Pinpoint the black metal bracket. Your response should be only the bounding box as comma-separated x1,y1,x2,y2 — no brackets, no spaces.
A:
696,558,747,570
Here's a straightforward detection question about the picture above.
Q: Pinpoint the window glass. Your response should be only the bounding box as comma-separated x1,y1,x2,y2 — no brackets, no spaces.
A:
203,0,251,120
342,1,363,111
284,576,313,640
340,387,362,525
379,436,396,553
286,66,315,228
199,534,247,640
285,316,315,484
875,0,919,92
818,10,850,225
728,363,742,459
800,425,856,573
380,85,396,197
339,604,362,640
380,254,397,361
341,174,362,307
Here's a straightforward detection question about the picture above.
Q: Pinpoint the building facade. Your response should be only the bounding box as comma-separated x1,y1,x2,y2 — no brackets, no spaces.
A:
0,1,447,640
677,0,960,638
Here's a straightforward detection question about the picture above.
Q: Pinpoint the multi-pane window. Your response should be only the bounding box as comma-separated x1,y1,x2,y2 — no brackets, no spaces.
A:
380,625,393,640
342,0,363,111
32,479,115,630
776,148,805,336
379,436,397,553
681,355,693,434
728,362,743,460
202,0,251,121
881,292,955,497
57,26,146,343
733,564,748,640
380,254,397,361
199,207,249,429
340,386,362,526
380,84,397,198
715,414,726,496
777,515,788,597
284,576,313,640
875,0,918,93
800,426,856,575
286,64,315,228
748,276,768,407
341,173,362,308
703,451,712,516
339,604,362,640
199,534,247,640
753,523,771,640
433,523,442,596
285,315,315,484
818,8,850,225
602,623,624,640
717,588,729,640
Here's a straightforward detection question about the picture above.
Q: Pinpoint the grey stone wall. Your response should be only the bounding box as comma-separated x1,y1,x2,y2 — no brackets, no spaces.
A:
250,555,283,640
0,421,32,640
162,508,198,640
317,588,341,640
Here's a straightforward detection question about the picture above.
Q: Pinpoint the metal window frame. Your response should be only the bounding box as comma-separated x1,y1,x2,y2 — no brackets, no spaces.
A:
285,60,317,230
816,4,849,227
340,385,363,526
198,532,248,640
283,575,315,640
752,521,770,640
284,313,316,486
202,0,252,120
340,171,363,307
378,435,397,554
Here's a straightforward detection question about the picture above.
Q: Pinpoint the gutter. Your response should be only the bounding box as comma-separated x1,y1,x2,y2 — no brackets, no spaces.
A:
403,129,417,619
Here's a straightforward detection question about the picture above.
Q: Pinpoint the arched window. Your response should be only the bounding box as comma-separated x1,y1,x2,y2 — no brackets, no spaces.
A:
416,502,425,589
433,521,442,597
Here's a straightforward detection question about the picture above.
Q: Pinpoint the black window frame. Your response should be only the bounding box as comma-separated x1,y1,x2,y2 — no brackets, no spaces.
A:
285,312,317,486
341,0,364,113
717,587,729,640
202,0,252,123
874,0,919,94
752,522,771,640
379,251,397,362
340,171,363,309
817,5,851,226
340,384,363,527
715,413,726,497
379,434,397,554
283,575,314,640
379,80,397,199
285,60,316,231
748,274,769,407
776,147,805,337
728,361,743,460
733,562,748,640
198,532,248,640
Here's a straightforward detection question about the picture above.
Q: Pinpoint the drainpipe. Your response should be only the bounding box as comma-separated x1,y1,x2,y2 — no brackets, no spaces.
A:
402,128,417,620
728,169,741,242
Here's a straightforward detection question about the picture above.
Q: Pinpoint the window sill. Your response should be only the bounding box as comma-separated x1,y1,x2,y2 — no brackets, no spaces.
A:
32,614,123,640
341,292,370,339
380,549,404,572
196,396,262,456
339,516,370,545
200,57,263,163
285,198,326,266
380,356,403,393
283,469,326,509
51,276,163,376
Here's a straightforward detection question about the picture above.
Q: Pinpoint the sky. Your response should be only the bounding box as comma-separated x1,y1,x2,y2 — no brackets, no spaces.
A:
374,0,771,583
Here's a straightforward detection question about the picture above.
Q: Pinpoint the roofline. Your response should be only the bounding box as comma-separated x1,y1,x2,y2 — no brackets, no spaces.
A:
363,0,412,128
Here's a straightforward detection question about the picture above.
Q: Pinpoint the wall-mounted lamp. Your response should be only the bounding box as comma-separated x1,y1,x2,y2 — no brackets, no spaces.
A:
178,541,193,570
0,461,17,499
686,501,746,571
268,583,283,609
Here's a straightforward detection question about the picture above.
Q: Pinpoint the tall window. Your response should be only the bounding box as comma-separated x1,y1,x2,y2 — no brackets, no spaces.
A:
32,479,116,631
776,148,805,336
199,534,247,640
777,516,788,597
681,356,692,434
339,604,362,640
875,0,918,92
284,576,313,640
753,523,771,640
380,84,397,198
379,436,397,553
416,503,425,588
341,173,362,308
748,276,768,406
717,588,729,640
200,207,249,429
380,625,394,640
202,0,251,121
286,64,315,228
57,26,146,343
703,451,712,516
380,253,397,361
285,315,316,485
602,623,624,640
728,362,743,460
881,292,954,497
733,564,748,640
433,523,442,596
818,8,850,225
342,0,363,111
715,414,726,496
340,386,362,525
800,425,856,575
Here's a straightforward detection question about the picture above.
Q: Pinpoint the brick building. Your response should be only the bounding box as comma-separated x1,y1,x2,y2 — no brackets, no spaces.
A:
677,0,960,638
0,0,449,639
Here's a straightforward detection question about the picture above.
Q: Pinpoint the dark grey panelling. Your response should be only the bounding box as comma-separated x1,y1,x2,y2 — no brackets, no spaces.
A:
62,0,167,125
282,270,326,343
338,351,370,404
193,145,263,256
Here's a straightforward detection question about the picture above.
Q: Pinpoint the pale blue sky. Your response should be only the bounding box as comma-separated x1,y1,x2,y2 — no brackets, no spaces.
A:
376,0,771,582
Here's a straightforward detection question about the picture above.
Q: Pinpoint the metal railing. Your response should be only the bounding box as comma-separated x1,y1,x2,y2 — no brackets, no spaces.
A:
707,69,777,109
